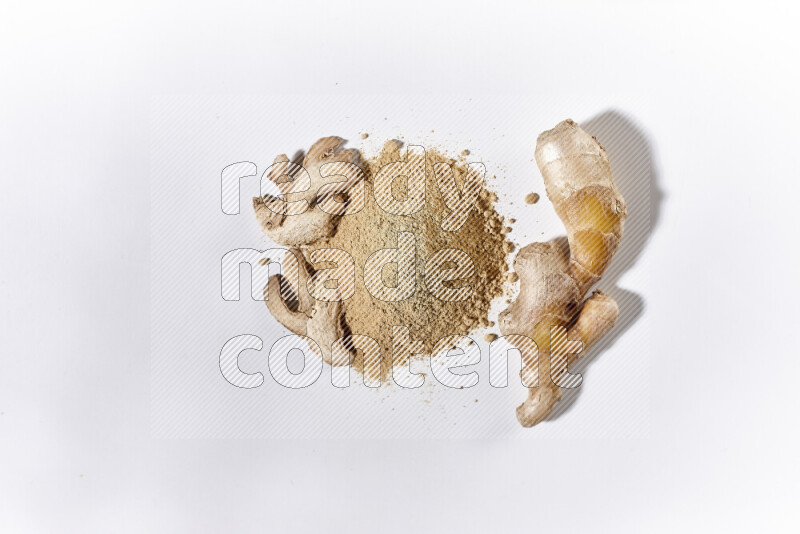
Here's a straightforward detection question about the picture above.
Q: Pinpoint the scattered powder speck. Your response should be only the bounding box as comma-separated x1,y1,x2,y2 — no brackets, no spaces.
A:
525,192,540,204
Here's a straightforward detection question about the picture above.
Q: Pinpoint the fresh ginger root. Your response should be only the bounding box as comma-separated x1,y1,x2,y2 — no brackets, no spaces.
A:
499,119,626,427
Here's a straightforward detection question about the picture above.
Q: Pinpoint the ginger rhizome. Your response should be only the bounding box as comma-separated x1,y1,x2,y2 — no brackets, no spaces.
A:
499,119,627,427
253,137,364,247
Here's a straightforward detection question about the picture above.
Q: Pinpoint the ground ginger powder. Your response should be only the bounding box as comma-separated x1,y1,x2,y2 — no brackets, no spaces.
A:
308,140,512,380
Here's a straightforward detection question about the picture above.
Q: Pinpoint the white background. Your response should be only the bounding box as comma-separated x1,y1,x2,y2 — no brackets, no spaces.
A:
1,1,799,532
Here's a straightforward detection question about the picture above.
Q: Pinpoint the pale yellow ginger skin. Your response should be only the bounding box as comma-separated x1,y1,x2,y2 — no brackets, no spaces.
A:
499,119,627,427
513,291,619,427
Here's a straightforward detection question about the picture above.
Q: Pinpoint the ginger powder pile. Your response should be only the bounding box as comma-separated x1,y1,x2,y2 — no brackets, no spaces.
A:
310,140,512,379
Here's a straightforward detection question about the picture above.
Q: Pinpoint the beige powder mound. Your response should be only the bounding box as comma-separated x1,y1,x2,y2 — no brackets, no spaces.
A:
309,140,512,380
